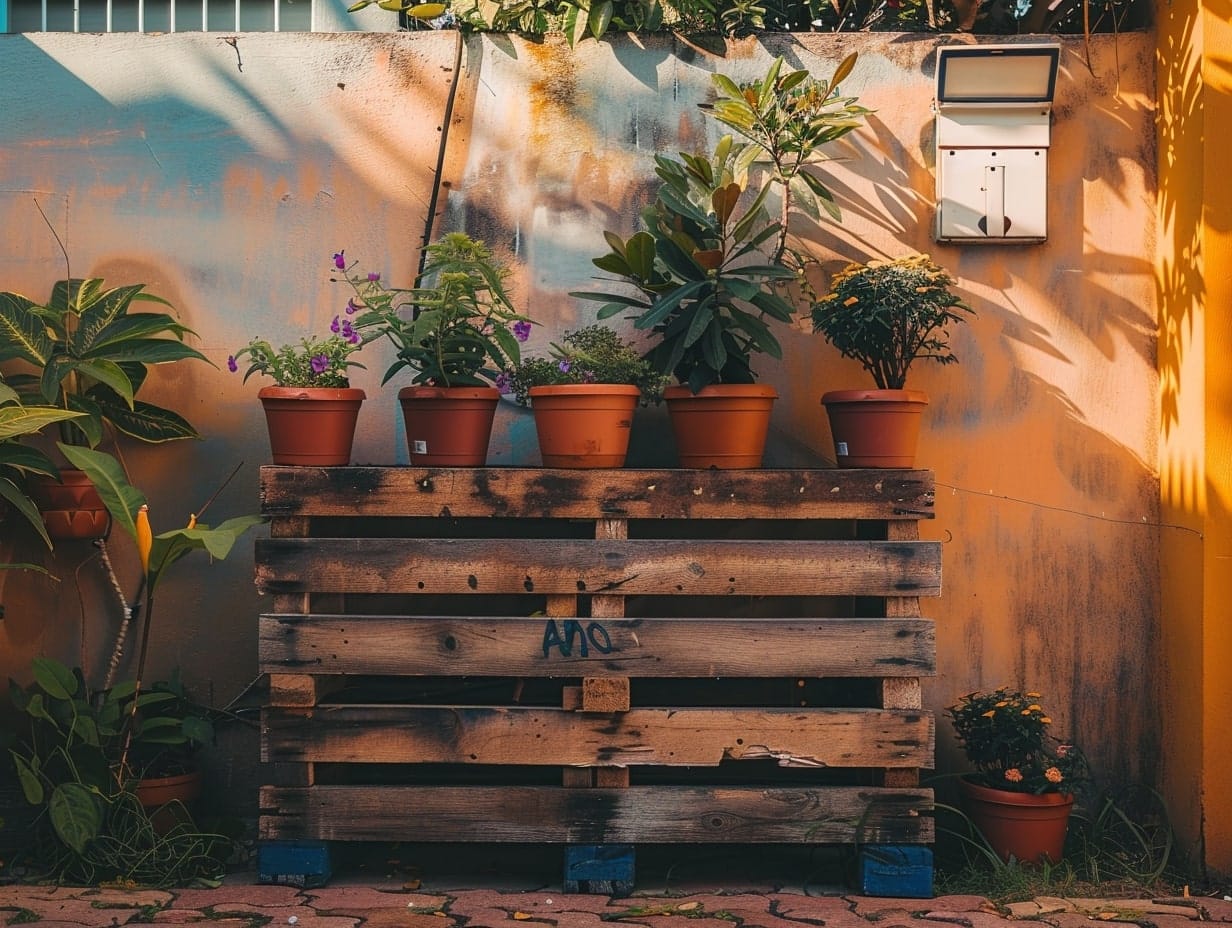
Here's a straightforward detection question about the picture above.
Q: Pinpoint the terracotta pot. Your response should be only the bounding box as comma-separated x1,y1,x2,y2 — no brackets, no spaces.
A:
136,769,203,834
398,385,500,466
258,386,366,466
821,389,928,468
663,384,778,469
529,384,640,468
959,776,1074,865
29,468,111,541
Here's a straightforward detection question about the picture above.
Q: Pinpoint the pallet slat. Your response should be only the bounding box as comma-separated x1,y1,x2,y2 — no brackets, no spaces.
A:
260,467,935,520
259,615,936,677
261,706,934,767
259,784,934,844
255,538,942,597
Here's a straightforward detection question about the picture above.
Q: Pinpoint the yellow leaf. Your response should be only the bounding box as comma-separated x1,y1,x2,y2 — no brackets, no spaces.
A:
513,913,532,921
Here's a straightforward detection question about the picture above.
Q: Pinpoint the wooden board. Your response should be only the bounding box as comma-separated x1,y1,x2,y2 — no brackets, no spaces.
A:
259,784,934,844
255,538,942,597
261,705,934,767
259,615,936,678
260,467,935,521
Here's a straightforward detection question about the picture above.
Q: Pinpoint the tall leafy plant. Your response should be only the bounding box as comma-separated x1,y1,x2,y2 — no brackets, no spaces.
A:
575,56,869,393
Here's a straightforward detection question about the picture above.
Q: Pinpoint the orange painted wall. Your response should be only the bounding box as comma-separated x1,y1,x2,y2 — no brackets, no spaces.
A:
1157,0,1232,875
0,32,1169,848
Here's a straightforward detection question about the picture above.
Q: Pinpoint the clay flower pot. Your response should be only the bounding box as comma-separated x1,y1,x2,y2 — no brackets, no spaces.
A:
959,776,1074,865
258,386,366,466
663,384,778,469
529,384,640,468
398,386,500,467
821,389,928,468
29,468,111,541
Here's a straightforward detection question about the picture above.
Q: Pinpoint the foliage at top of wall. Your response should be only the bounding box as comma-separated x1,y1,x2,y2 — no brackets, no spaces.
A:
350,0,1146,41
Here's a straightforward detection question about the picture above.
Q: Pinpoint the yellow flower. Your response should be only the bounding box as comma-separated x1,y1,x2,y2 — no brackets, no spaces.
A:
843,296,859,306
1045,767,1063,783
1021,709,1032,715
982,710,996,718
1027,704,1042,712
1040,716,1052,724
1004,768,1024,783
1026,692,1041,698
136,505,153,576
995,700,1009,707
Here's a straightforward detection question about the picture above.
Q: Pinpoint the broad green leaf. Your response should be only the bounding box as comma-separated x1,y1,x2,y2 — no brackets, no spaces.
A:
57,444,145,543
777,69,810,93
32,656,78,700
101,400,202,443
0,478,53,548
49,782,103,853
588,0,612,37
625,231,657,280
12,754,44,805
408,1,446,15
831,52,858,89
0,292,51,365
0,406,84,440
712,73,744,101
147,514,266,592
182,716,215,744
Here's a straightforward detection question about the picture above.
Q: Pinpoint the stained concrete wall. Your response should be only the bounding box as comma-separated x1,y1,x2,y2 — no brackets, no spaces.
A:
0,30,1162,849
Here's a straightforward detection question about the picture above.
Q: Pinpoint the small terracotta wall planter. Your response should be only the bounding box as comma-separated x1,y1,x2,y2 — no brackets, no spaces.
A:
258,386,366,466
663,384,778,469
29,468,111,541
135,769,204,835
529,384,640,468
398,385,500,467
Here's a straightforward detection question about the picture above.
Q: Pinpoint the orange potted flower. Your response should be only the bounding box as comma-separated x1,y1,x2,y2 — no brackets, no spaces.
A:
947,687,1090,865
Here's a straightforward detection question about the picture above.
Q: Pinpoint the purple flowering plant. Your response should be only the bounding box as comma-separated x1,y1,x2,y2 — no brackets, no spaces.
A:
337,233,534,388
502,324,669,406
228,253,368,388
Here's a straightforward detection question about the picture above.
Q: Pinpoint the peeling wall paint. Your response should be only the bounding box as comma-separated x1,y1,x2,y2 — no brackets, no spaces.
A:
0,30,1162,837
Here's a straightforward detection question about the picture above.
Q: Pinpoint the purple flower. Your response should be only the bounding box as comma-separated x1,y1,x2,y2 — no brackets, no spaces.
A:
512,320,532,343
582,370,597,383
368,272,381,282
227,355,238,373
311,354,330,374
333,251,346,270
495,371,513,394
558,359,571,373
341,320,356,339
346,298,360,315
331,315,341,334
348,331,361,345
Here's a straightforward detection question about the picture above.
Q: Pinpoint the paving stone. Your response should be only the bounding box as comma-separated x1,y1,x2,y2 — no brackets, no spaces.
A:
923,909,1029,928
1066,901,1199,920
1,898,139,925
318,911,459,928
307,888,448,910
0,888,92,904
849,899,939,918
450,889,618,915
1035,898,1081,913
1037,912,1102,928
86,890,175,909
916,897,996,913
170,886,304,910
772,894,876,928
1004,902,1045,918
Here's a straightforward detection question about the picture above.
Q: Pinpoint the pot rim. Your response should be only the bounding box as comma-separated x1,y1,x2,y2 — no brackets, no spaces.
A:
529,384,642,397
398,385,500,400
821,388,928,405
258,385,366,401
664,383,779,400
959,775,1075,806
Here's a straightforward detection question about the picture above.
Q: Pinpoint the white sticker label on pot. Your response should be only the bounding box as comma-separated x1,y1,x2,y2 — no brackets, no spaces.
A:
836,442,849,456
413,440,428,454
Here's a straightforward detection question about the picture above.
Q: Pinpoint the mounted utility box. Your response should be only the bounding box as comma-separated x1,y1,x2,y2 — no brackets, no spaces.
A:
934,43,1060,244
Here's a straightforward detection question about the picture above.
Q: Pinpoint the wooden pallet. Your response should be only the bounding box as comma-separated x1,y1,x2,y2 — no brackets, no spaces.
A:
255,467,939,863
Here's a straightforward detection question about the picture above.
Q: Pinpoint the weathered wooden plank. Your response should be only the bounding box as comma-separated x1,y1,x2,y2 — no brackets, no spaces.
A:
258,615,936,677
258,784,934,844
255,538,942,597
259,467,935,521
261,706,934,767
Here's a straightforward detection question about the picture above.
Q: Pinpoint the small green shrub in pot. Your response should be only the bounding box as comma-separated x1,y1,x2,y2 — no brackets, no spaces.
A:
502,325,670,406
809,254,973,391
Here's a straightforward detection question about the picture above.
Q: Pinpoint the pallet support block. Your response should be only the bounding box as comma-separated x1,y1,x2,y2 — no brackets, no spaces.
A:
258,840,332,888
563,843,635,896
855,845,933,898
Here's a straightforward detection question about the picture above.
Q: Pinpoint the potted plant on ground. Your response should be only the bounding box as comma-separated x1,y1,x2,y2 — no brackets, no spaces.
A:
341,233,534,466
0,278,209,540
229,274,369,466
576,56,868,468
809,253,973,467
947,687,1089,865
502,324,670,468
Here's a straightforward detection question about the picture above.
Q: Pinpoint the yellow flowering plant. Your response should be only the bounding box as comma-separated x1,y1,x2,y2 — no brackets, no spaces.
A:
809,253,973,390
947,687,1089,795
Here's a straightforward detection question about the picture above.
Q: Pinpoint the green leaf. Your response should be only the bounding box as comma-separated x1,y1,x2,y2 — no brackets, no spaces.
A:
48,782,103,853
0,478,53,548
32,657,78,700
0,292,51,365
0,405,84,441
407,1,446,15
12,754,44,805
56,444,145,543
625,231,657,280
588,0,612,37
831,52,858,89
146,514,265,592
98,400,202,444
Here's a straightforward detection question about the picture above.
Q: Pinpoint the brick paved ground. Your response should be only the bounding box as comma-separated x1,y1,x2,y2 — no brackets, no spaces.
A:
2,878,1230,928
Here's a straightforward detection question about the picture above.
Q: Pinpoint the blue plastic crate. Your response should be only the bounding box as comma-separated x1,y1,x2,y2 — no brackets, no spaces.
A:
258,840,332,888
856,845,933,898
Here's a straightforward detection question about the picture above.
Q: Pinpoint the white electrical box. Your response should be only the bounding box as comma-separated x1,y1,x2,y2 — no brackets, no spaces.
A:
934,44,1060,245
